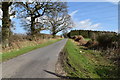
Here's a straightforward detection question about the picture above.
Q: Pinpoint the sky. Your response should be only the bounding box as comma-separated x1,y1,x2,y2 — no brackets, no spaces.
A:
0,1,118,35
68,2,118,32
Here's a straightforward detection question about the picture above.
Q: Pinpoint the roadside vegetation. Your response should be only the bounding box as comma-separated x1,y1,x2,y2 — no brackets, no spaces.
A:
0,1,72,62
0,1,119,79
61,39,118,78
1,38,62,62
0,2,73,49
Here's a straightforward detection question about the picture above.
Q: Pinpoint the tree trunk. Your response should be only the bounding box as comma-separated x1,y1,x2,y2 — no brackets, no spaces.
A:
31,17,36,40
52,32,56,38
52,26,56,38
2,2,10,48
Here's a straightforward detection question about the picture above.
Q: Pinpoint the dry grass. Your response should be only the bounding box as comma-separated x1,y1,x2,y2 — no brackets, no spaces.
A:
1,38,62,62
2,33,61,53
2,39,48,53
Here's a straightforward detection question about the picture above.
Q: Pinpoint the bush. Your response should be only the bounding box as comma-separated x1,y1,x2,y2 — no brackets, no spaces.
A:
84,40,93,47
96,34,118,49
84,40,98,48
9,34,27,42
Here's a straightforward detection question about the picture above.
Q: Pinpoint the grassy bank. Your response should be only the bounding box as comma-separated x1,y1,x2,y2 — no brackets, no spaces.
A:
1,39,62,62
62,39,118,79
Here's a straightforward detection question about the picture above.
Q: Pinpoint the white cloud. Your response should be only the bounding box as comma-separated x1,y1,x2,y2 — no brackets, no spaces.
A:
69,10,78,17
35,16,48,23
74,19,102,30
26,17,31,21
69,9,102,30
9,6,16,19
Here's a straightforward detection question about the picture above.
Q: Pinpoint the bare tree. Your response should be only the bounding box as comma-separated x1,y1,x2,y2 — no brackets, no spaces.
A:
45,3,73,38
16,1,56,38
16,1,71,38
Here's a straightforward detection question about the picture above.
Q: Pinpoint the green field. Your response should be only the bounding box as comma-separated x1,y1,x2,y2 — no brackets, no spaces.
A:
62,39,118,79
1,39,62,62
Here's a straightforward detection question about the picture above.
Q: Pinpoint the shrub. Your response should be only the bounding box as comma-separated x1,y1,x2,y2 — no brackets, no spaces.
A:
84,40,93,47
84,40,98,48
96,34,118,49
90,32,96,41
9,34,27,42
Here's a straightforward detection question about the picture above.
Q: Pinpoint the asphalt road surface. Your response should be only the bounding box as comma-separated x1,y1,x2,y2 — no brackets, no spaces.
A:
2,39,68,78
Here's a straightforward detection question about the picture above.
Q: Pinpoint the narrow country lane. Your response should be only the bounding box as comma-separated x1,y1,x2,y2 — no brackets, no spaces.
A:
2,39,68,78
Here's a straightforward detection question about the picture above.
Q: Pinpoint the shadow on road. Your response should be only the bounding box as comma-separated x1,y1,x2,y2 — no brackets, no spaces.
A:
43,70,82,80
44,70,69,79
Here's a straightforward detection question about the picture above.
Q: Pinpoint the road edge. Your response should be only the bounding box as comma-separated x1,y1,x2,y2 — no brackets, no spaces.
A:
55,39,68,78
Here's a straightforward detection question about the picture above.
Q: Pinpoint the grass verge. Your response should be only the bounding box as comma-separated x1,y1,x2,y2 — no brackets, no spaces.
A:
84,38,91,41
1,39,62,62
62,39,118,79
